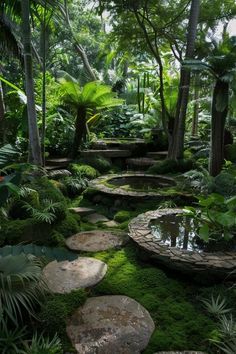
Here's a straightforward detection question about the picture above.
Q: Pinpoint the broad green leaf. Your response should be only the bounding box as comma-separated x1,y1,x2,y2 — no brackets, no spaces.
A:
199,224,210,242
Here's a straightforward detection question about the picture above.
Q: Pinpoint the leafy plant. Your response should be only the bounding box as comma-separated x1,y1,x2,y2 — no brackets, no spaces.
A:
0,244,78,262
0,255,47,325
201,295,231,317
23,199,62,224
0,322,27,354
23,333,63,354
184,193,236,243
62,175,88,196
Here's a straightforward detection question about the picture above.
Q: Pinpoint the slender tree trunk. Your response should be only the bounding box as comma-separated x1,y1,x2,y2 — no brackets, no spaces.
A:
72,106,87,158
21,0,42,165
64,0,97,81
0,80,6,144
191,74,200,136
168,0,200,159
209,80,229,177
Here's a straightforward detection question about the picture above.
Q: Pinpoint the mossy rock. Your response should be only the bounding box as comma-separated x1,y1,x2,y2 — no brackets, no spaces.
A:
70,163,99,179
114,210,132,223
212,171,236,197
78,155,111,173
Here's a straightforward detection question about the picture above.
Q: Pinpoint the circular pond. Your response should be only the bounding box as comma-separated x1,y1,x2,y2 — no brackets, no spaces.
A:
89,173,177,199
129,209,236,280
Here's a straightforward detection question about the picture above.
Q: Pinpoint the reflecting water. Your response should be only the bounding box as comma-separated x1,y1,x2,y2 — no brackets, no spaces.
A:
150,214,202,252
109,176,174,191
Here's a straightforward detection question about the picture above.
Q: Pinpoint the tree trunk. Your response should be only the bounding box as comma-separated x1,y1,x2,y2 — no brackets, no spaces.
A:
168,0,200,159
72,106,87,158
21,0,42,165
209,80,229,177
0,80,6,144
191,74,200,136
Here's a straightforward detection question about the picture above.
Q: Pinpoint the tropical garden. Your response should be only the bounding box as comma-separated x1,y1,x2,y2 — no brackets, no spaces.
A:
1,0,236,353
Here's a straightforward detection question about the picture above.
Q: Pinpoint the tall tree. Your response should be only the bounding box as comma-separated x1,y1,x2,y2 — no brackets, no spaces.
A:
168,0,200,159
21,0,42,165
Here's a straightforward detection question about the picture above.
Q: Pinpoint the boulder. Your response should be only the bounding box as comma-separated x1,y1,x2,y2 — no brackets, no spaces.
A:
67,295,155,354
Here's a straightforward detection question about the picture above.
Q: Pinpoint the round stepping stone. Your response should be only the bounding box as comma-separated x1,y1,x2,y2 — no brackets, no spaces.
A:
66,295,155,354
42,257,107,294
84,213,109,224
66,230,128,252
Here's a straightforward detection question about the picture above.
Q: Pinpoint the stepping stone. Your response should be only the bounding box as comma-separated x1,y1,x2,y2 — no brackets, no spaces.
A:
126,158,156,170
66,295,155,354
46,157,73,167
66,230,128,252
42,257,107,294
80,149,131,158
155,352,206,354
147,151,168,159
84,213,109,224
103,220,119,228
69,207,95,216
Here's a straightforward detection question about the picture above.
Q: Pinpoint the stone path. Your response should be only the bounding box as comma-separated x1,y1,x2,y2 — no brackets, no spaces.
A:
42,257,107,294
84,213,109,224
66,295,155,354
66,230,128,252
68,207,95,216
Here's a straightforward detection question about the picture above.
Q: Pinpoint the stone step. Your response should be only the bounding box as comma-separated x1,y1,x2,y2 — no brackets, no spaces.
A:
46,157,73,167
147,151,168,159
126,157,156,170
80,149,131,158
68,207,95,216
45,165,64,171
84,213,109,224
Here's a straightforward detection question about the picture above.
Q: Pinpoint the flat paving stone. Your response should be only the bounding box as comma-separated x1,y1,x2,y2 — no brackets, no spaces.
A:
42,257,107,294
155,352,206,354
103,220,120,228
66,295,155,354
69,207,95,216
84,213,109,224
66,230,128,252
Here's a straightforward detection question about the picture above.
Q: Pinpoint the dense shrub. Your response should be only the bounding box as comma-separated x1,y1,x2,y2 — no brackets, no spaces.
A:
54,213,80,238
212,171,236,197
70,163,99,179
148,159,194,175
78,155,111,173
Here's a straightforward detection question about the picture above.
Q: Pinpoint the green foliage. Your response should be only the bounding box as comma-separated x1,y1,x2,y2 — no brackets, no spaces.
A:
184,193,236,243
62,175,88,197
114,210,131,222
148,159,194,175
0,144,20,168
91,246,216,353
70,163,99,179
54,213,80,238
23,199,63,224
224,144,236,163
0,255,47,325
202,295,231,317
0,323,27,354
213,171,236,197
39,290,87,339
78,155,111,173
23,333,63,354
0,244,77,262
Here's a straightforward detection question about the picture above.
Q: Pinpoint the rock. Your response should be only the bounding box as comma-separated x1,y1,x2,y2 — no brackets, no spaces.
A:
68,207,95,216
42,257,107,294
84,213,109,224
81,149,131,158
66,295,155,354
66,230,128,252
155,352,206,354
103,220,119,228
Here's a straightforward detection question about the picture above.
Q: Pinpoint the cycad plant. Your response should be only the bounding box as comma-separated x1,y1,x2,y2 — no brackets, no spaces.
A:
0,254,47,325
59,74,123,157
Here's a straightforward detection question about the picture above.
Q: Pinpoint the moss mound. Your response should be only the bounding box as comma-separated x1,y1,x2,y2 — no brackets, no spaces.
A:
114,210,132,223
78,155,111,173
70,163,99,179
148,159,194,175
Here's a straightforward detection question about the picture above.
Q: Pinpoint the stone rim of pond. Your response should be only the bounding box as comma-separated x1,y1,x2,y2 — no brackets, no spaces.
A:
90,173,177,198
128,208,236,279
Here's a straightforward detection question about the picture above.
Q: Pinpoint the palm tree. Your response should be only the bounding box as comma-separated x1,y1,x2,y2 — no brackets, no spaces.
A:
168,0,200,159
59,75,123,157
183,35,236,176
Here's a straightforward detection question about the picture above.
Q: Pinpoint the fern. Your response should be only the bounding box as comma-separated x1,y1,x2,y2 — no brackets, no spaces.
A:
0,145,20,168
23,199,62,224
47,169,72,180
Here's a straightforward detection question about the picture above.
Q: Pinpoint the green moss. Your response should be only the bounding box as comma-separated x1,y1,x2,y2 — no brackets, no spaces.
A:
78,155,111,173
70,163,99,179
148,159,194,175
225,143,236,162
91,246,217,352
39,289,87,348
114,210,132,223
55,213,80,238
